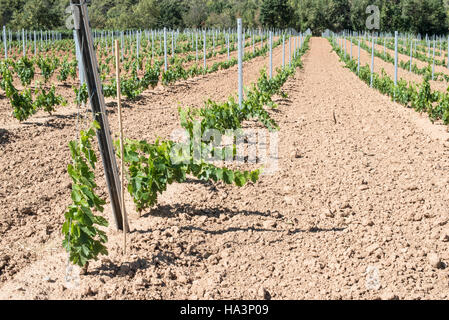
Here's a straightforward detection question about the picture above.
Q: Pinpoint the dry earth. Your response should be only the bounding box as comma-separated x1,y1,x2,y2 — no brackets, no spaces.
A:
0,37,449,300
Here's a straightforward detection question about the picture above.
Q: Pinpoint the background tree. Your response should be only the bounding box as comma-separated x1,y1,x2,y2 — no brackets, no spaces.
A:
156,0,186,29
183,0,208,28
260,0,293,29
0,0,447,36
10,0,63,30
326,0,351,32
297,0,327,34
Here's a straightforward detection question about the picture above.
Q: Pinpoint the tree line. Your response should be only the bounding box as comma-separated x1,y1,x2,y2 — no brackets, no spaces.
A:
0,0,448,35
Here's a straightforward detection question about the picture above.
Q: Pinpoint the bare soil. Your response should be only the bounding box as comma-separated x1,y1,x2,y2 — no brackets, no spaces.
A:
1,38,449,300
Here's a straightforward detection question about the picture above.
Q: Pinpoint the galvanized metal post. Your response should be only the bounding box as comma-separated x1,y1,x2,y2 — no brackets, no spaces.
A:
164,27,167,72
269,31,273,79
237,18,243,109
432,39,435,80
227,33,230,60
282,34,285,68
22,29,25,56
195,31,198,63
394,31,398,86
288,34,291,66
357,38,360,75
3,26,7,59
370,35,374,87
171,30,174,58
350,37,352,60
203,29,206,70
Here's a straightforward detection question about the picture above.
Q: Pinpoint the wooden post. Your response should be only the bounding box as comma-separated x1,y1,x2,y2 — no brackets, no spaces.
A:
115,40,128,253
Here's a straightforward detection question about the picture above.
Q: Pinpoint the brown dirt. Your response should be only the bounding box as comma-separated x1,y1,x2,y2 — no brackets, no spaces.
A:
1,37,449,300
0,38,287,292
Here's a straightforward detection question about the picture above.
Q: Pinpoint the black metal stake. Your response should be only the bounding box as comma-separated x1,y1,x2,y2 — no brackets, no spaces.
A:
71,0,126,231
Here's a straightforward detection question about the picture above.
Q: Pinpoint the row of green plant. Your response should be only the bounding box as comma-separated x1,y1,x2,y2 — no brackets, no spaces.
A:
98,35,285,100
381,37,447,68
330,38,449,125
62,35,311,268
0,60,67,121
121,35,310,214
350,37,449,82
161,36,284,86
0,36,272,120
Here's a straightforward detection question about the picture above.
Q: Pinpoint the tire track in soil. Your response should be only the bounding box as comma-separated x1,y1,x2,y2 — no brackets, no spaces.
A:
2,38,449,300
0,42,288,289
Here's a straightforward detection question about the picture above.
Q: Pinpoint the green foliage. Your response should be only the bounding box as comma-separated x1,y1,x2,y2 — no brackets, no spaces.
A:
13,56,35,86
162,63,188,85
117,138,260,213
7,0,65,30
260,0,293,29
2,63,35,121
33,85,67,114
140,60,162,89
121,75,143,100
37,55,59,83
74,83,89,106
8,86,35,121
1,59,66,121
119,36,310,214
58,56,74,82
62,121,109,268
2,0,447,34
329,37,449,126
412,71,433,113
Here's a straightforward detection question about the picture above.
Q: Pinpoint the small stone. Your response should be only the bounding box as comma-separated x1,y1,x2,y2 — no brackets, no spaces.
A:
208,254,220,265
322,208,334,218
428,252,444,269
118,264,130,276
258,287,271,300
178,275,190,284
339,211,350,218
339,202,351,210
273,212,283,219
21,207,34,215
362,218,374,226
82,285,97,296
165,269,177,280
366,244,379,256
436,217,449,226
381,291,399,300
171,226,180,235
284,196,295,205
263,220,277,229
440,228,449,242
